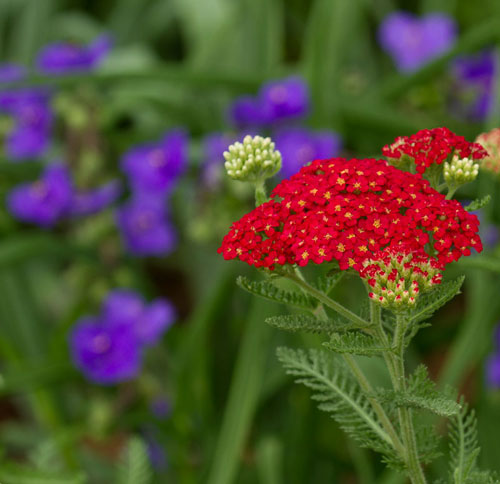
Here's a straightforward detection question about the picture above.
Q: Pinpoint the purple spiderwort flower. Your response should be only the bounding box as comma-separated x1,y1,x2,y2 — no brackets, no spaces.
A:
450,50,497,121
70,316,141,385
69,180,122,217
0,63,26,83
7,163,73,226
36,34,113,75
121,130,188,195
274,127,342,179
0,88,53,161
487,353,500,388
150,396,172,419
378,12,457,72
102,289,176,346
116,196,177,256
201,133,236,188
228,76,310,128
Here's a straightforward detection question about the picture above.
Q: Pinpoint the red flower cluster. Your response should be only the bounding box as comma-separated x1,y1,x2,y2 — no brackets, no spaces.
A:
382,127,487,174
218,157,482,273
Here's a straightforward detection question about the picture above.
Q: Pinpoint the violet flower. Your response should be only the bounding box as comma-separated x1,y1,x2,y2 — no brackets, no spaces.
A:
36,34,112,75
274,127,342,178
102,289,176,346
487,352,500,388
7,163,73,226
150,396,172,420
228,76,310,128
116,196,178,256
450,50,497,121
378,12,457,72
0,63,26,83
70,316,141,385
0,88,53,161
121,130,188,195
69,180,122,217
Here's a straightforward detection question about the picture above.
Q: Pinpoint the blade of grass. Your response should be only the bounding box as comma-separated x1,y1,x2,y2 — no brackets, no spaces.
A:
206,298,279,484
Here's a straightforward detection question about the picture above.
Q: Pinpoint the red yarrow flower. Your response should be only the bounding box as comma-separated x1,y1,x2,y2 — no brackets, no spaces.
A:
218,156,482,273
382,127,487,174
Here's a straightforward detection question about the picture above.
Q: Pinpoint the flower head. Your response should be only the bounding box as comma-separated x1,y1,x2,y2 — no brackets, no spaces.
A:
121,130,187,194
382,127,487,175
218,155,482,272
116,196,177,256
450,50,496,121
69,180,122,217
70,316,141,385
361,247,443,309
443,155,479,186
475,128,500,176
0,63,26,83
274,127,342,178
102,289,176,346
378,12,457,72
7,163,73,226
37,34,112,75
224,135,282,182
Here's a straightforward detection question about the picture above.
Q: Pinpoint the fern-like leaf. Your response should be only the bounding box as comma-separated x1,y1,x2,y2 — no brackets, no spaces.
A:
237,276,316,310
324,333,390,356
464,195,491,212
312,272,344,294
378,366,460,417
266,313,366,335
447,397,499,484
116,437,152,484
277,347,400,464
409,277,464,325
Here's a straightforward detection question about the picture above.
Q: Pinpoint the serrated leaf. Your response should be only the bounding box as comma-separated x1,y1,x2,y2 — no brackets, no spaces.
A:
312,271,344,294
116,437,152,484
464,195,491,212
277,347,401,466
266,313,363,335
324,332,390,356
237,276,316,310
409,277,464,325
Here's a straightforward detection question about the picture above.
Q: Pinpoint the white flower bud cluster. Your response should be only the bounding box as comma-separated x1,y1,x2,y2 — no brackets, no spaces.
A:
224,135,282,182
443,155,479,185
364,252,442,311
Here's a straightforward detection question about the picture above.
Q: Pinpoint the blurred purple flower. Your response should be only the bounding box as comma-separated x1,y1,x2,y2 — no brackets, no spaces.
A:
69,180,122,217
121,130,188,194
0,63,26,83
7,163,73,226
274,127,342,178
143,430,168,471
450,50,497,121
103,289,176,346
201,133,235,188
487,353,500,388
116,197,177,256
228,76,310,128
70,316,141,385
378,12,457,72
37,34,112,75
0,88,53,161
150,396,172,419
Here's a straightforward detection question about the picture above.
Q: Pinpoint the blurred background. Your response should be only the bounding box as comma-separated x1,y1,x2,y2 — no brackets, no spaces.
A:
1,0,500,483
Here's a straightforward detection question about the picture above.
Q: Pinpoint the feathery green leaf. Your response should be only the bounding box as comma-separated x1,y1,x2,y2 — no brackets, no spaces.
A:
312,271,344,294
277,347,401,465
237,276,316,310
324,332,390,356
464,195,491,212
116,437,152,484
266,313,363,335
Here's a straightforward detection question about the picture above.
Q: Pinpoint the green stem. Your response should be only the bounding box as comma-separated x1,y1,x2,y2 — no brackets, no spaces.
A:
286,272,405,456
445,186,457,200
387,315,427,484
254,179,268,206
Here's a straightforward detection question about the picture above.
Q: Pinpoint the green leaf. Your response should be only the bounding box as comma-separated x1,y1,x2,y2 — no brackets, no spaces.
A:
237,276,316,310
266,313,358,335
277,347,400,464
378,366,460,417
312,271,344,295
116,437,152,484
324,333,390,357
464,195,491,212
409,276,465,325
0,462,85,484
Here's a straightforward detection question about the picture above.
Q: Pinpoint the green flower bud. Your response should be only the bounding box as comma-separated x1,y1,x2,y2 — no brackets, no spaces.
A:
223,135,282,182
443,155,479,186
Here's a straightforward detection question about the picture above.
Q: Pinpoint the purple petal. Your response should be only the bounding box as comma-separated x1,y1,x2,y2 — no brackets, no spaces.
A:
70,180,122,217
136,299,176,345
